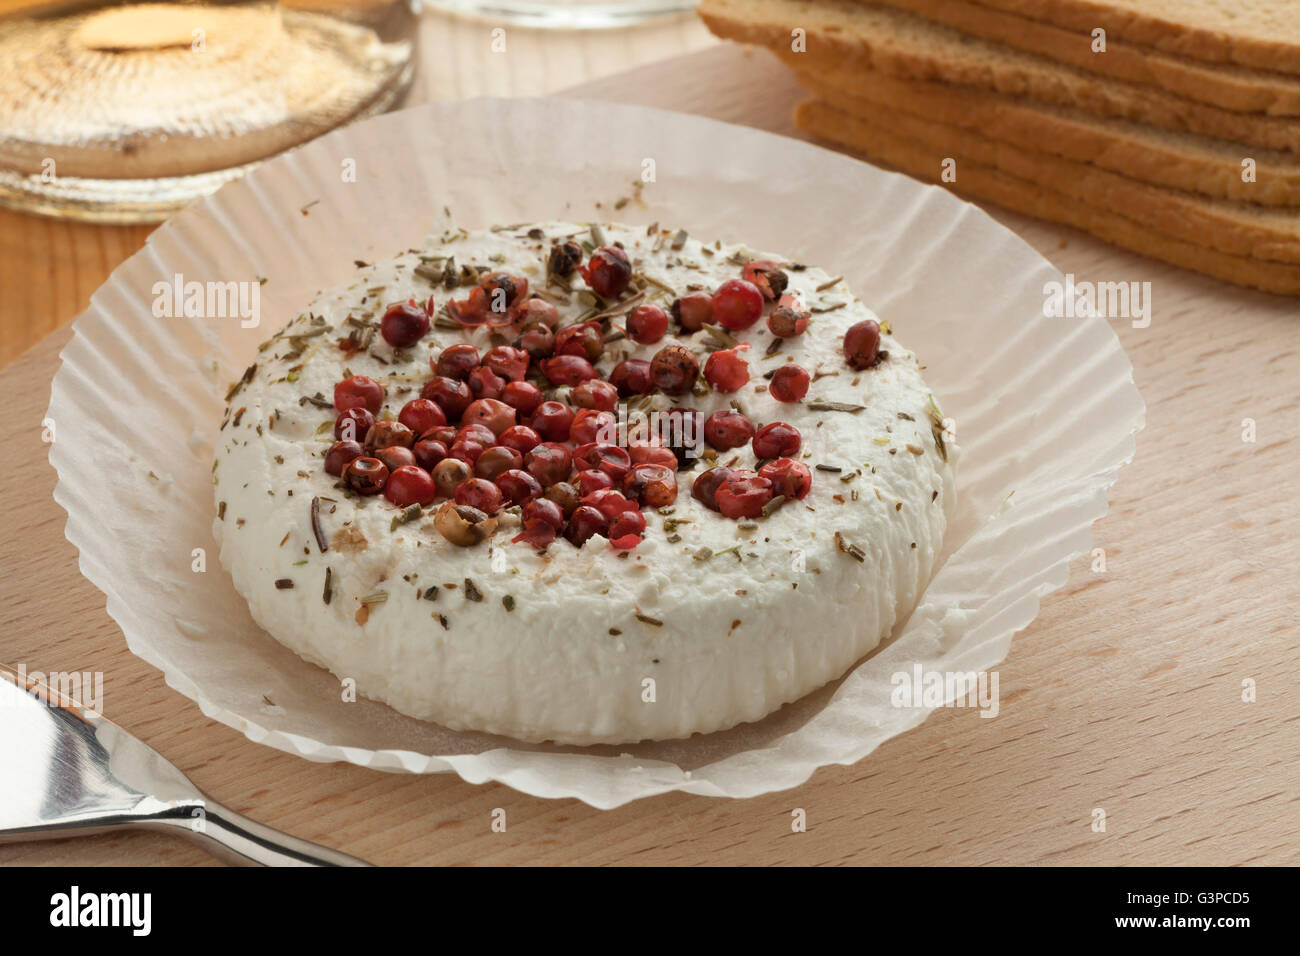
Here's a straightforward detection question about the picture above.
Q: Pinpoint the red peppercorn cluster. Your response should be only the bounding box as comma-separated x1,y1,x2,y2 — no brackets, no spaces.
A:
329,351,683,550
652,258,817,520
662,262,814,405
691,410,811,518
324,256,689,552
312,244,880,547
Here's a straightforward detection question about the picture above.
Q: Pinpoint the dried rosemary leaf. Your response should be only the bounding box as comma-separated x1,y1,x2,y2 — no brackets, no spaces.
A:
311,497,328,553
639,273,676,296
927,393,949,462
390,504,422,531
807,400,865,413
414,262,445,284
586,289,646,323
288,326,327,345
225,362,257,402
702,325,741,350
834,531,867,563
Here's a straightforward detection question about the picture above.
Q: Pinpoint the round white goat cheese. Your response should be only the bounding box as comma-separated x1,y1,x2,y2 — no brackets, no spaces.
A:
213,222,957,744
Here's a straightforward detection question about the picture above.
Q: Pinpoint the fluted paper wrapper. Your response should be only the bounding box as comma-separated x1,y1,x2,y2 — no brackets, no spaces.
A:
48,98,1143,808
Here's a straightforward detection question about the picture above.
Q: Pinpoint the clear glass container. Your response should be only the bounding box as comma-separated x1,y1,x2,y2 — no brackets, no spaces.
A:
0,0,418,222
426,0,695,30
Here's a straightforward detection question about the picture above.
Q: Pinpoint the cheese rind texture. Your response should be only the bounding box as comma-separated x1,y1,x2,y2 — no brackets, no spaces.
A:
213,222,957,744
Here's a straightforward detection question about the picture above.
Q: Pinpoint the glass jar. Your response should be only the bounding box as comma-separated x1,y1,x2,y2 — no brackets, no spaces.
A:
0,0,419,222
426,1,695,30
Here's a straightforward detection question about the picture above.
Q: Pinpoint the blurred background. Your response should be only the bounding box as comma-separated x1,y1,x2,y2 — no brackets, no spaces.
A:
0,1,714,365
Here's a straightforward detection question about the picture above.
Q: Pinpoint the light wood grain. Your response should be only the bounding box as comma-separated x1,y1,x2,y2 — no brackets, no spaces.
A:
1,41,1297,867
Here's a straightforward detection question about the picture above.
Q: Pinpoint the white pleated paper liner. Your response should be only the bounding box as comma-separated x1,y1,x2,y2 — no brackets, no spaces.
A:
47,98,1144,808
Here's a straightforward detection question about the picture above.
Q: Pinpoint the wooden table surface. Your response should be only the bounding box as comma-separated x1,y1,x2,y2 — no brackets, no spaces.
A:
1,18,1297,867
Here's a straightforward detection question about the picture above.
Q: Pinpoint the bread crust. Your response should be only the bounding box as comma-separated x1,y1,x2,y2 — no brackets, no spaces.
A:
796,60,1300,205
955,0,1300,77
795,98,1300,295
862,0,1300,115
698,0,1300,153
800,77,1300,263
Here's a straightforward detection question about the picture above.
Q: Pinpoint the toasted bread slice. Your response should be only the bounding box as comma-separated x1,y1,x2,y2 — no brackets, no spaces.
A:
863,0,1300,115
940,0,1300,76
797,78,1300,263
698,0,1300,153
796,61,1300,205
795,97,1300,294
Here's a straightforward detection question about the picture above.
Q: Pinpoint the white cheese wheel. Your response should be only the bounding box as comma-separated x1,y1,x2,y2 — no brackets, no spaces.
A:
213,222,956,744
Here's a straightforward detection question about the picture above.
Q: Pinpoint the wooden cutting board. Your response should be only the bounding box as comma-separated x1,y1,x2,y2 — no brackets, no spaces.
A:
0,43,1296,866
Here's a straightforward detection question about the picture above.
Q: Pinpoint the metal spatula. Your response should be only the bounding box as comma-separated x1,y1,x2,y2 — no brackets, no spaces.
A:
0,665,369,866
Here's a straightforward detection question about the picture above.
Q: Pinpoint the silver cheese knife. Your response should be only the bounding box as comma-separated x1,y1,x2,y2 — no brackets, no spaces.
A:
0,665,369,866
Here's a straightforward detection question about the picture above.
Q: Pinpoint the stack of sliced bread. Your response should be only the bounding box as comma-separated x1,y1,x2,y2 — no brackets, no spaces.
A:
698,0,1300,294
